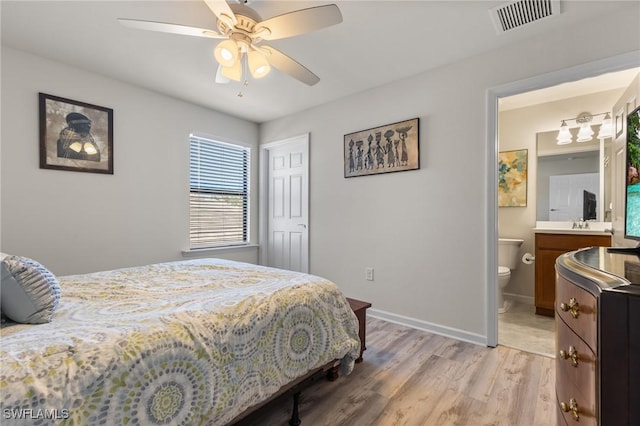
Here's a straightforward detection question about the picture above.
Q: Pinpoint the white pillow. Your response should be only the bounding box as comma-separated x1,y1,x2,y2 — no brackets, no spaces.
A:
1,255,61,324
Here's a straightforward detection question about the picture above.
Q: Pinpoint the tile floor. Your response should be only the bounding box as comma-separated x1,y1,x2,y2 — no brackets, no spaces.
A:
498,300,556,358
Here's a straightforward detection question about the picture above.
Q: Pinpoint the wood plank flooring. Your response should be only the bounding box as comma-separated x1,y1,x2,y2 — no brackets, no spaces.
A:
234,317,556,426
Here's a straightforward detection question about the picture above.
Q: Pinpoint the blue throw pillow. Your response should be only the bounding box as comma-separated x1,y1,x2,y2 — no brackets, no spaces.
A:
1,255,61,324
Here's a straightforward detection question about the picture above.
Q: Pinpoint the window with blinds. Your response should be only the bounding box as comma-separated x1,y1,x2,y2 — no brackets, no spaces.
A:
189,135,249,248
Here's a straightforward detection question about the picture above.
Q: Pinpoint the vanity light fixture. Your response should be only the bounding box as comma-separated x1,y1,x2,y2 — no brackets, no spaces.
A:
576,114,595,142
597,112,613,139
555,112,613,145
556,120,572,145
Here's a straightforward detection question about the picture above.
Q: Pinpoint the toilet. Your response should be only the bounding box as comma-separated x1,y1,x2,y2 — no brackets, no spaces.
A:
498,238,524,313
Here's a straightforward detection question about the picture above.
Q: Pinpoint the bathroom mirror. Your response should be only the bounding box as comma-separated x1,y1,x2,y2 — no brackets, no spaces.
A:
536,126,612,222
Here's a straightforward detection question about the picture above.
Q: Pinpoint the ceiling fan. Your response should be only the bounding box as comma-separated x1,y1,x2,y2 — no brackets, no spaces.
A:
118,0,342,86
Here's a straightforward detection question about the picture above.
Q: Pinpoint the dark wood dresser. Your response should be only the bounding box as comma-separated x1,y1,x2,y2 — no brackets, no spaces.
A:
555,247,640,425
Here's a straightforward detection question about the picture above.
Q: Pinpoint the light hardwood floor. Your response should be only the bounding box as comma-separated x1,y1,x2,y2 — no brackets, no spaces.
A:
235,317,556,426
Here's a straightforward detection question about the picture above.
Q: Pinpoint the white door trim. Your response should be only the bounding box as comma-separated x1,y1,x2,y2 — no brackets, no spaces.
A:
486,50,640,347
259,133,310,269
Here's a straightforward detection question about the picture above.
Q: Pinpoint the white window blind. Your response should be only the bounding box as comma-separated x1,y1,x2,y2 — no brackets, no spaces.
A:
189,135,249,248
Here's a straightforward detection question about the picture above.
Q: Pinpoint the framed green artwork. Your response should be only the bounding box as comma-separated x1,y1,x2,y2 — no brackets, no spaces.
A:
498,149,527,207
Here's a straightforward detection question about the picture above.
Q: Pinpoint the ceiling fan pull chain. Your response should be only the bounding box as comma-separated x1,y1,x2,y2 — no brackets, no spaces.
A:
238,55,249,98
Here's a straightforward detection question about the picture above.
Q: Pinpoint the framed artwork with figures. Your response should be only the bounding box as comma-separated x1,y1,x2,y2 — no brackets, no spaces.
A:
39,93,113,174
344,118,419,178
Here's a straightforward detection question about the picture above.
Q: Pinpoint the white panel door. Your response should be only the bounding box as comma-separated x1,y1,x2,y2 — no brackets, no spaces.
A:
267,136,309,272
549,173,599,221
611,74,640,246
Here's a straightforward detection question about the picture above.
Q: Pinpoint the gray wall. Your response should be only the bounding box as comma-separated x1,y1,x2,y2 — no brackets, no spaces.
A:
260,4,640,342
1,48,260,275
1,2,639,343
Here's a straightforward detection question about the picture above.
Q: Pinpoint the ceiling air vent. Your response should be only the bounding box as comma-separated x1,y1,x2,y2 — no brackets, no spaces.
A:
490,0,560,34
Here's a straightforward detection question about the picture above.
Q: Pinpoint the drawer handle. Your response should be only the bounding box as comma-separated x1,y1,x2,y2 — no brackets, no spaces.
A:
560,298,580,318
559,346,579,367
560,398,580,421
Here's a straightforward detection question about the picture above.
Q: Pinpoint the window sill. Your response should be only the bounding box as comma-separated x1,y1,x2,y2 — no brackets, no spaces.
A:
182,244,259,258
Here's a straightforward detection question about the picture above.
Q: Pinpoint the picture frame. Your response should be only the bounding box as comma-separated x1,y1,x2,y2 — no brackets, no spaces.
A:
498,149,528,207
39,93,113,174
344,117,419,178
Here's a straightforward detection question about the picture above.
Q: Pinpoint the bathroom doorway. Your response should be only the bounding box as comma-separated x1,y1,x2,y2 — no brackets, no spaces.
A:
486,52,640,352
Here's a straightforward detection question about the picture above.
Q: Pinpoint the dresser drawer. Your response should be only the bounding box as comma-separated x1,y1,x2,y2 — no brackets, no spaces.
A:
556,275,597,351
556,317,596,401
557,404,569,426
556,365,597,426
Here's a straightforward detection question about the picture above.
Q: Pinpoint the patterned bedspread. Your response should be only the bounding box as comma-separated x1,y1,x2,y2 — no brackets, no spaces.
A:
0,259,361,425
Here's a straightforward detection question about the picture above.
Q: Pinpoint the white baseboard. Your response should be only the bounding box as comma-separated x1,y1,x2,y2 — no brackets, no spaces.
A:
368,308,487,347
503,292,534,305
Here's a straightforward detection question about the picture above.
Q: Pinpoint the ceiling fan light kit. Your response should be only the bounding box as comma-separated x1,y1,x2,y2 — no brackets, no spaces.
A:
220,60,242,82
118,0,343,88
214,39,239,67
215,65,230,84
247,49,270,79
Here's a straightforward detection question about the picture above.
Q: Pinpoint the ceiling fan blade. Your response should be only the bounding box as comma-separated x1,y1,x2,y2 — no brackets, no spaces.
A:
256,4,342,41
117,18,225,39
203,0,237,26
215,65,230,84
262,46,320,86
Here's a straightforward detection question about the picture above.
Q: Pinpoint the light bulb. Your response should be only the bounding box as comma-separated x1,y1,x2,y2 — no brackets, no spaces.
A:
214,40,239,67
597,113,613,139
556,121,572,145
247,50,271,79
576,122,594,142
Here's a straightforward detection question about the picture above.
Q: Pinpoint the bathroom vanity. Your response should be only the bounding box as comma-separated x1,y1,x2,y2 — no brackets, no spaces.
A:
534,227,611,317
555,247,639,425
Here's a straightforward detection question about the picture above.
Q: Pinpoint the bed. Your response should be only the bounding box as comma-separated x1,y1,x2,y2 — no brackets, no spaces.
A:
0,257,361,425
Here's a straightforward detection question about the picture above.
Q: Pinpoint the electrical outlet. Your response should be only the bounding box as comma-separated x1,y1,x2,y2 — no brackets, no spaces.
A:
365,267,374,281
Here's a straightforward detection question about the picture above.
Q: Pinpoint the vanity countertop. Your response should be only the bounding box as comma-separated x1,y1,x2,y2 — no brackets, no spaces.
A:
533,228,612,235
533,221,612,236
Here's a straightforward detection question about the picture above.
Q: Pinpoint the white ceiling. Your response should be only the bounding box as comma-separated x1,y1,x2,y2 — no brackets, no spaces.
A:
500,67,640,111
1,1,637,123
